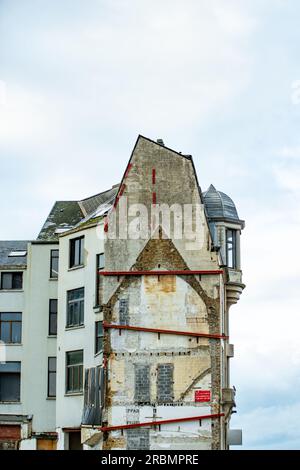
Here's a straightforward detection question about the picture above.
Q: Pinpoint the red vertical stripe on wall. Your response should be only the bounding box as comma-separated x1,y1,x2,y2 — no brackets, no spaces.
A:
152,168,156,185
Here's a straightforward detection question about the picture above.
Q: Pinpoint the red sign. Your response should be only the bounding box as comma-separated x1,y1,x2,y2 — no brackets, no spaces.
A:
195,390,211,402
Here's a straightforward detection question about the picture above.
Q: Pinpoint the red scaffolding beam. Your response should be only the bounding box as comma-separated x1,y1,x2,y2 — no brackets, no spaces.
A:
98,269,223,276
103,322,227,339
100,413,224,432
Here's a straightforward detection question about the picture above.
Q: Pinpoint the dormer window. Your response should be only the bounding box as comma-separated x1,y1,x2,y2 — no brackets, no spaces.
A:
226,229,237,268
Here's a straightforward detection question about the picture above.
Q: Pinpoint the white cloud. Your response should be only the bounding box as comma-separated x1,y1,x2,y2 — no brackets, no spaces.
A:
232,402,300,449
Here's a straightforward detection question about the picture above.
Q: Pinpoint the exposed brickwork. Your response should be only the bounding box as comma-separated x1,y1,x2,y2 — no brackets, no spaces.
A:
102,137,224,450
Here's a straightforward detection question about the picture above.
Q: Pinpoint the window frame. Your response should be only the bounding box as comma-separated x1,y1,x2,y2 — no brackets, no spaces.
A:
95,321,103,355
66,350,83,394
50,249,59,279
69,236,84,269
0,272,23,290
66,287,84,328
49,299,58,336
95,253,105,307
0,361,21,402
0,312,22,344
226,229,237,269
47,357,57,398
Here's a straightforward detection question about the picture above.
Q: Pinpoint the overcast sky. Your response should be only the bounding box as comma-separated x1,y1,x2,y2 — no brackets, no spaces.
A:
1,0,300,449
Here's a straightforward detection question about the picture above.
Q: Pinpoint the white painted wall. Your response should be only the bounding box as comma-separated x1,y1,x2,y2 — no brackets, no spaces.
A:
56,223,104,432
0,267,26,417
0,242,58,435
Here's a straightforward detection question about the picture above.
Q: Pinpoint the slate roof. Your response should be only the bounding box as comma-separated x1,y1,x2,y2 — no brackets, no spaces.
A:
0,240,29,267
37,201,84,240
37,186,119,240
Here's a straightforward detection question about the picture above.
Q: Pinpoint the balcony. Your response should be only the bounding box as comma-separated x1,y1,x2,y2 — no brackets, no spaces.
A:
225,269,245,306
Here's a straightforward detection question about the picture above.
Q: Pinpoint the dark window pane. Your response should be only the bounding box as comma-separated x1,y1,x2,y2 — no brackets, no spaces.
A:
50,299,57,314
0,322,10,343
50,250,59,278
11,322,21,343
1,273,12,289
69,432,82,450
48,373,56,397
1,272,23,290
0,315,22,343
67,288,84,327
66,351,83,393
49,300,57,335
49,357,56,372
67,350,83,366
49,314,57,336
0,373,20,401
48,357,56,397
70,237,84,268
96,322,103,336
12,273,22,289
0,313,21,321
97,253,105,270
226,229,236,268
0,362,21,373
95,321,103,354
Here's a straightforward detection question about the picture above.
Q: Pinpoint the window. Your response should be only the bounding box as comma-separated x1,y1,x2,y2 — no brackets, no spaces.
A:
66,350,83,393
66,288,84,327
0,313,22,343
226,229,237,268
157,364,174,403
0,272,23,290
49,300,57,336
95,253,104,306
69,237,84,268
95,321,103,354
50,250,59,278
97,253,105,270
8,251,27,257
48,357,56,398
0,362,21,402
134,364,150,403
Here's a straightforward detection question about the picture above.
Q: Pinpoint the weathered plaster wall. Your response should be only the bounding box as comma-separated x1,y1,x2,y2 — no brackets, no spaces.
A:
103,137,223,450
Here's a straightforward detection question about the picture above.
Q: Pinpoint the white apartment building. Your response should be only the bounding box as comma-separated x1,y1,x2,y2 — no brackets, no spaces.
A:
0,136,245,450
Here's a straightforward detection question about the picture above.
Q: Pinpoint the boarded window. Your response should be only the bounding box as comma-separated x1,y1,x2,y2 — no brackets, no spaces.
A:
157,364,174,403
119,299,129,325
0,425,21,449
82,366,104,426
134,364,150,403
127,429,150,450
37,439,57,450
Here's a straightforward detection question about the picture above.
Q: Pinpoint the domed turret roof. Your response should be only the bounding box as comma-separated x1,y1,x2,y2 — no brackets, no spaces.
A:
203,184,243,225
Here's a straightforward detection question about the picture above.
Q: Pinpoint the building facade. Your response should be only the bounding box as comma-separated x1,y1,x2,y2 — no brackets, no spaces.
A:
0,135,245,450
